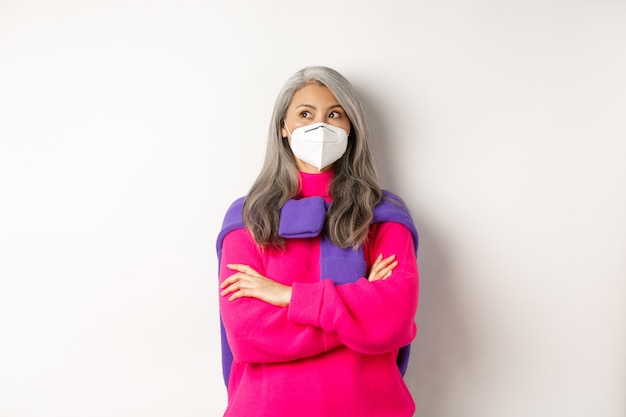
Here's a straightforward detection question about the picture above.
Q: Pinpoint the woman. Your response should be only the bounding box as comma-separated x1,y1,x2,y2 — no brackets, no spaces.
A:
216,66,419,417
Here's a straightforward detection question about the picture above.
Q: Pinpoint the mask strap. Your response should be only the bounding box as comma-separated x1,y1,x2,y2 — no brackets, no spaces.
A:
283,121,292,138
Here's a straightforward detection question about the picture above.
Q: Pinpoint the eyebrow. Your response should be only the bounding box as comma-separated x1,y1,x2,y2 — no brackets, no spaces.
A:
296,103,343,110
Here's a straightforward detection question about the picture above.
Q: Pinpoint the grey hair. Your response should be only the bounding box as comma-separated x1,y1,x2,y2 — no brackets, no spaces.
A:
243,66,382,249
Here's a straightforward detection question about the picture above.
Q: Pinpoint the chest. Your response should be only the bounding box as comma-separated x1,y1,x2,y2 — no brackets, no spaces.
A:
259,226,380,285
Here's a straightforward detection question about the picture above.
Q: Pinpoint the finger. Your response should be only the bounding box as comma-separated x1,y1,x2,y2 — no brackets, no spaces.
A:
369,255,387,281
369,267,387,281
379,254,396,265
372,254,396,268
379,260,399,276
227,264,262,277
372,259,392,273
221,274,263,296
228,289,248,302
220,276,235,289
370,259,399,281
379,261,399,280
370,255,395,276
371,254,390,270
220,272,244,288
229,287,264,302
220,281,242,296
220,273,257,294
369,264,381,277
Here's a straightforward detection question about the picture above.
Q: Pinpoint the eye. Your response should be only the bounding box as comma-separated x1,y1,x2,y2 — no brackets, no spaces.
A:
299,111,312,118
329,111,342,118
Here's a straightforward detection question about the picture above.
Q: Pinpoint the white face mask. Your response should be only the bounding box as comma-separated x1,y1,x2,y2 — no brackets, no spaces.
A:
284,122,349,171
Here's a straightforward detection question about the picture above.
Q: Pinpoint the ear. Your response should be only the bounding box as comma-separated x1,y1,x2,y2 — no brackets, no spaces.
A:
281,122,288,139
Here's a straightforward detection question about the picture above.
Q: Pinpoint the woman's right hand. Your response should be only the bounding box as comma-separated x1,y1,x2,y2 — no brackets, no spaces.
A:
368,254,398,282
220,264,292,307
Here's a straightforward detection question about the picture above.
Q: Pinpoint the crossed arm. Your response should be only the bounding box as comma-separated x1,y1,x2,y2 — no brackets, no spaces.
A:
220,253,398,307
218,222,418,363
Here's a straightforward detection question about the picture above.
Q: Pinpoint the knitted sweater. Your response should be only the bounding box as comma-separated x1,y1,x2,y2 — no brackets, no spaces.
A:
217,171,419,417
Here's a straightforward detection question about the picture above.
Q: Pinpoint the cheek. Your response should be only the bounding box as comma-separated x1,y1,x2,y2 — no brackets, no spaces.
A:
344,122,352,136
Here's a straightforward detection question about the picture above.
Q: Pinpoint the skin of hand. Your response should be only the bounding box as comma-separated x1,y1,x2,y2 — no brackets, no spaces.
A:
368,254,398,282
220,254,398,307
220,264,293,307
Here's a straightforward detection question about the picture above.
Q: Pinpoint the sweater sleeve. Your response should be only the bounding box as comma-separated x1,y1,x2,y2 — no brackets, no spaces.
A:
288,222,419,355
219,229,343,364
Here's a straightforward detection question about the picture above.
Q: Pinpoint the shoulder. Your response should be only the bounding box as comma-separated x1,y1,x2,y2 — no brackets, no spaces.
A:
373,190,412,224
373,190,419,254
216,197,246,258
222,197,245,228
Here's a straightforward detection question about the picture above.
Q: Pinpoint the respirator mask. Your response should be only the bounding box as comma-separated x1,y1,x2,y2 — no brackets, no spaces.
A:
284,122,349,171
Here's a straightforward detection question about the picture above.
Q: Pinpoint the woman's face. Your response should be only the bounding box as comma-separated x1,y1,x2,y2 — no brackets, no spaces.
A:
282,83,352,173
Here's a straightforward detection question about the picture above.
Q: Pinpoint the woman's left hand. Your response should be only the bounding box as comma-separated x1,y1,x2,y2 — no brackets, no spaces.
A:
220,264,293,307
368,254,398,282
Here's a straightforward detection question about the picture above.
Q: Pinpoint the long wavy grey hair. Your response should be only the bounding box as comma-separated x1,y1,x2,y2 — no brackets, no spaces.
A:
243,66,382,249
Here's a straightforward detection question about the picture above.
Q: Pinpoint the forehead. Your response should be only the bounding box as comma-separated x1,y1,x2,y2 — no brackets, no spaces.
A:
289,83,340,108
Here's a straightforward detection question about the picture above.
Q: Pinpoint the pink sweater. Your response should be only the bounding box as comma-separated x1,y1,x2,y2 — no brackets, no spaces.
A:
219,171,419,417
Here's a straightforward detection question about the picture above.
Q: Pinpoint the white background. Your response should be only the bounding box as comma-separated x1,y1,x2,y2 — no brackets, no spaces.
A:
1,1,625,416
